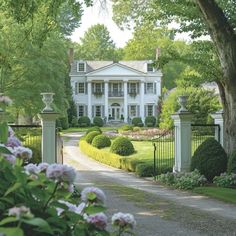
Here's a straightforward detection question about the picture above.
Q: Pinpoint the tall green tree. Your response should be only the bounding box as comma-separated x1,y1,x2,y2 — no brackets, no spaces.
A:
74,24,121,60
113,0,236,154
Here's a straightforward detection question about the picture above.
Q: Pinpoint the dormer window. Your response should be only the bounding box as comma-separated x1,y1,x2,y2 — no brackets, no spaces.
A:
77,62,86,72
147,63,154,72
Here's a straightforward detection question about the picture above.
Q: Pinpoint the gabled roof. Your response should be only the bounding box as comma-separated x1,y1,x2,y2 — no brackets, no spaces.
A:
86,62,146,76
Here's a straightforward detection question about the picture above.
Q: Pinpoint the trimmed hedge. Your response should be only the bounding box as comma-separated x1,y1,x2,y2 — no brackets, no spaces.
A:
145,116,156,127
93,117,104,127
227,149,236,173
86,126,102,135
118,125,133,133
78,116,91,127
132,117,143,127
191,138,228,181
92,135,111,149
110,137,135,156
85,131,100,144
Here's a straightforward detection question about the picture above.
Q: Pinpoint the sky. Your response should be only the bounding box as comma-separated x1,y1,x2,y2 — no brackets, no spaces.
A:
70,1,133,48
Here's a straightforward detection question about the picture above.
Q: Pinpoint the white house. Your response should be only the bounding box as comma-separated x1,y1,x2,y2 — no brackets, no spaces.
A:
69,60,162,123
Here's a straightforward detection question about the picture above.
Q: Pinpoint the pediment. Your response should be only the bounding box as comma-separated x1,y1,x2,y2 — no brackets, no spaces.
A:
86,63,145,76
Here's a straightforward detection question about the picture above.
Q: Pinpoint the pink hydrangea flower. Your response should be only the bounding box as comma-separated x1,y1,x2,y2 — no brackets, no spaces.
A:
13,146,32,160
112,212,136,229
46,164,76,184
24,163,39,175
85,213,108,230
81,187,106,205
38,162,49,172
8,206,31,219
6,136,21,148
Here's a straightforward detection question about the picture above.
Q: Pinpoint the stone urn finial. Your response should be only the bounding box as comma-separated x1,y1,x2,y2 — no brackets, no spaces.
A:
40,93,55,112
178,95,188,112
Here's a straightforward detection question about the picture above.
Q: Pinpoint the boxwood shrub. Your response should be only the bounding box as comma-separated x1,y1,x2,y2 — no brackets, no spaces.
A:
86,126,102,135
85,131,100,144
227,149,236,173
145,116,156,127
93,117,104,127
110,137,135,156
92,135,111,149
78,116,91,127
132,117,143,127
118,125,133,133
191,138,228,181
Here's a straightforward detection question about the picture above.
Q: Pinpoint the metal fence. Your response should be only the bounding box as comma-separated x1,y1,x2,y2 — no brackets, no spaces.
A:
10,125,42,162
152,128,175,176
191,124,220,154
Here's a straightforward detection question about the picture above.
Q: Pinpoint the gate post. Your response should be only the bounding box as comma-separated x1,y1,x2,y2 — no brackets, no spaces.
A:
38,93,59,164
171,96,193,172
211,109,224,148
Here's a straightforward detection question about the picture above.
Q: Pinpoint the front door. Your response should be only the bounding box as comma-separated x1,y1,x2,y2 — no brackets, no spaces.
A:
111,107,120,120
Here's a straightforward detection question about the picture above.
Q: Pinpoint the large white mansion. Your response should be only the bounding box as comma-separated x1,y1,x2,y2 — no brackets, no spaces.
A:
70,60,162,123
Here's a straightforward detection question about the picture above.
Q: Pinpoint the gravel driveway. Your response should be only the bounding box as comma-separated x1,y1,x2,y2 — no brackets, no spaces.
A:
63,133,236,236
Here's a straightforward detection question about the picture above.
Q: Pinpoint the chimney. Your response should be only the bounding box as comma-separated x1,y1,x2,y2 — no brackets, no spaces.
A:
156,47,161,60
68,48,74,64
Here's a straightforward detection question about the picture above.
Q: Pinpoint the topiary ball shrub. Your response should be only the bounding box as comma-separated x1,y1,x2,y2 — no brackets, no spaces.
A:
227,149,236,173
92,134,111,149
132,117,143,127
191,137,228,181
85,131,100,144
110,137,135,156
86,126,102,135
93,117,104,127
78,116,91,127
118,125,133,133
145,116,156,127
133,126,141,132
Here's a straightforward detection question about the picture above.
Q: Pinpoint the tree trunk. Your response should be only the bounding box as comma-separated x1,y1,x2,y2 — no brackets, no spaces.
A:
195,0,236,154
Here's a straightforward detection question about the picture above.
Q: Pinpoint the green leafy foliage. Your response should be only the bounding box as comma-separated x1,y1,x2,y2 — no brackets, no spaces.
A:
118,125,133,133
86,126,102,135
58,117,69,130
191,138,228,181
78,116,91,127
131,117,143,127
158,170,207,190
92,135,111,149
145,116,156,127
227,149,236,174
213,173,236,188
93,117,104,127
110,137,135,156
85,131,101,144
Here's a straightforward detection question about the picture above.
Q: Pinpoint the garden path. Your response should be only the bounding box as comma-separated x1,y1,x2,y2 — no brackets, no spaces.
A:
63,132,236,236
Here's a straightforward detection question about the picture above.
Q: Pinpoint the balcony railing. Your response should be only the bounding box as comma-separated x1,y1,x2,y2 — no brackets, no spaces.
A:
109,91,124,97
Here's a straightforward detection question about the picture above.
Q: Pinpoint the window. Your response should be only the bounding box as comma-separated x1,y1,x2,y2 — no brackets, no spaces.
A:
147,63,154,72
147,105,153,116
130,105,136,117
146,83,154,93
95,83,102,92
77,62,85,72
129,83,136,93
78,83,85,93
95,106,101,117
78,105,84,117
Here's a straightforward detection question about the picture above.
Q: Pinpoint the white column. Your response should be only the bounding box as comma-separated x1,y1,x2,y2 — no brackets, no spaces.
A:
38,113,59,164
171,112,193,172
211,110,224,148
140,81,145,121
124,81,128,122
87,82,92,119
104,81,109,120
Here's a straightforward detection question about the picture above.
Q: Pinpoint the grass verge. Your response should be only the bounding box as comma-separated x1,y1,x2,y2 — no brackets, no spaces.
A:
193,187,236,204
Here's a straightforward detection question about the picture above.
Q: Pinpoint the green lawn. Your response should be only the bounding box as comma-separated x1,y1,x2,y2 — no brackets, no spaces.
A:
193,187,236,204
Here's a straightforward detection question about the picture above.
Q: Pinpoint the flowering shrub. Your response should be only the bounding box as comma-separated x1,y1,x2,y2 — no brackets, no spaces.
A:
213,173,236,188
158,170,207,190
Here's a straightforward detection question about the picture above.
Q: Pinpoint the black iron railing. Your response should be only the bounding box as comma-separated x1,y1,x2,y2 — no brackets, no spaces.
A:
108,91,124,97
191,124,220,154
152,128,175,177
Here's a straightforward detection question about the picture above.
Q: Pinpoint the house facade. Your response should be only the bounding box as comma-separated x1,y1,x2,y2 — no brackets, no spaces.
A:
70,60,162,123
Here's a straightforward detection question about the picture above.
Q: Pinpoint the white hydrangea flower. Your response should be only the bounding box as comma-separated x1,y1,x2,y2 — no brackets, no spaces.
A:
13,146,32,160
86,212,108,230
112,212,136,229
46,164,76,184
81,187,106,205
57,200,85,215
24,163,39,175
8,206,31,219
38,162,49,172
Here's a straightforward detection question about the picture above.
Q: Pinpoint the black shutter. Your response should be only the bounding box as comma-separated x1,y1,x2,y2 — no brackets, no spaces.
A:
144,83,147,94
154,83,156,94
75,82,78,95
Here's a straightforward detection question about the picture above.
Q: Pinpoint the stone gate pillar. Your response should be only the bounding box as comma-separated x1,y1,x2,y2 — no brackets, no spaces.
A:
211,109,224,148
